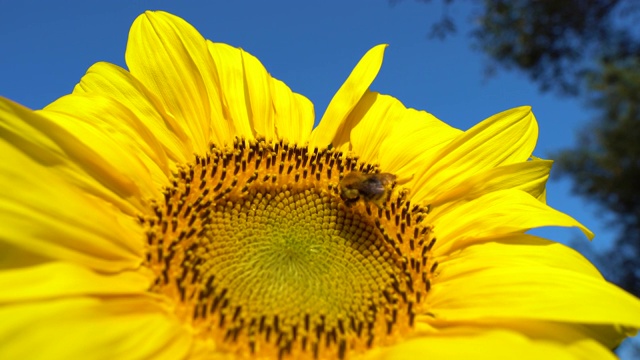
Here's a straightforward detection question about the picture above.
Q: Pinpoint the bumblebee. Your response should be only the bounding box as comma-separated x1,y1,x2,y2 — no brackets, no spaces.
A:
339,171,397,208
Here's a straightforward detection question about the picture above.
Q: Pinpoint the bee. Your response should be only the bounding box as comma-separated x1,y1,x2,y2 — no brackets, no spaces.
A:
339,171,397,208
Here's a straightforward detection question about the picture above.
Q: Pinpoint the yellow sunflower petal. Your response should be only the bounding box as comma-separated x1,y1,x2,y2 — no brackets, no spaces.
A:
538,188,548,202
374,328,600,360
0,262,150,303
0,242,49,270
429,266,640,328
204,42,258,140
0,137,143,272
1,97,147,215
0,297,191,360
42,94,170,193
127,11,231,149
348,93,406,164
432,189,593,255
431,158,552,207
308,44,387,148
482,319,634,352
239,49,276,140
429,236,639,341
411,106,538,203
439,234,603,279
379,108,462,182
72,61,194,165
238,48,274,140
564,338,620,360
270,78,314,144
330,91,378,154
207,41,291,142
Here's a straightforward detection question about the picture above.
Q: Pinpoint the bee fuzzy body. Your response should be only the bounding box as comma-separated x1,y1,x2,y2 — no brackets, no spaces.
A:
339,171,397,208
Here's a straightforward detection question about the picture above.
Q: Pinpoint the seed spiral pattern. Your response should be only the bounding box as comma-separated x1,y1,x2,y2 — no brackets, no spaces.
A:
139,138,438,359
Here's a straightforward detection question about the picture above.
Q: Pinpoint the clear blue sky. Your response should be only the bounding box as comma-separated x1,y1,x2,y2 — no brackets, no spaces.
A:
0,2,613,267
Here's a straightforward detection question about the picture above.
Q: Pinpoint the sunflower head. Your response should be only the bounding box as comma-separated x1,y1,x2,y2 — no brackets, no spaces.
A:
138,133,436,358
1,10,639,360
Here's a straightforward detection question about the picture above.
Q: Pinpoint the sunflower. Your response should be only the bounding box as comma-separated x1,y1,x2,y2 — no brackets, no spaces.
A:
1,10,639,360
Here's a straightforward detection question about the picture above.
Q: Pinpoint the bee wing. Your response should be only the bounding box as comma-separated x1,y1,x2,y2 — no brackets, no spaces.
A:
377,173,397,185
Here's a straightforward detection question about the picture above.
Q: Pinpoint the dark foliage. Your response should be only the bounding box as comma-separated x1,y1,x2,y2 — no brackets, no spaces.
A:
472,0,624,94
555,57,640,295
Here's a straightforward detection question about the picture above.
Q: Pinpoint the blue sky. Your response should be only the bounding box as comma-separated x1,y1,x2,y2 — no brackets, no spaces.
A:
1,0,637,356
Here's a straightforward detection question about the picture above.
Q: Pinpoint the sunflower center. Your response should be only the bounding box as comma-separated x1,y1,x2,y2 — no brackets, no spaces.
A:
140,138,437,359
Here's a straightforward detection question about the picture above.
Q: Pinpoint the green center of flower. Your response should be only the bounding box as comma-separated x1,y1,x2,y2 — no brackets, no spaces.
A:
140,138,437,359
